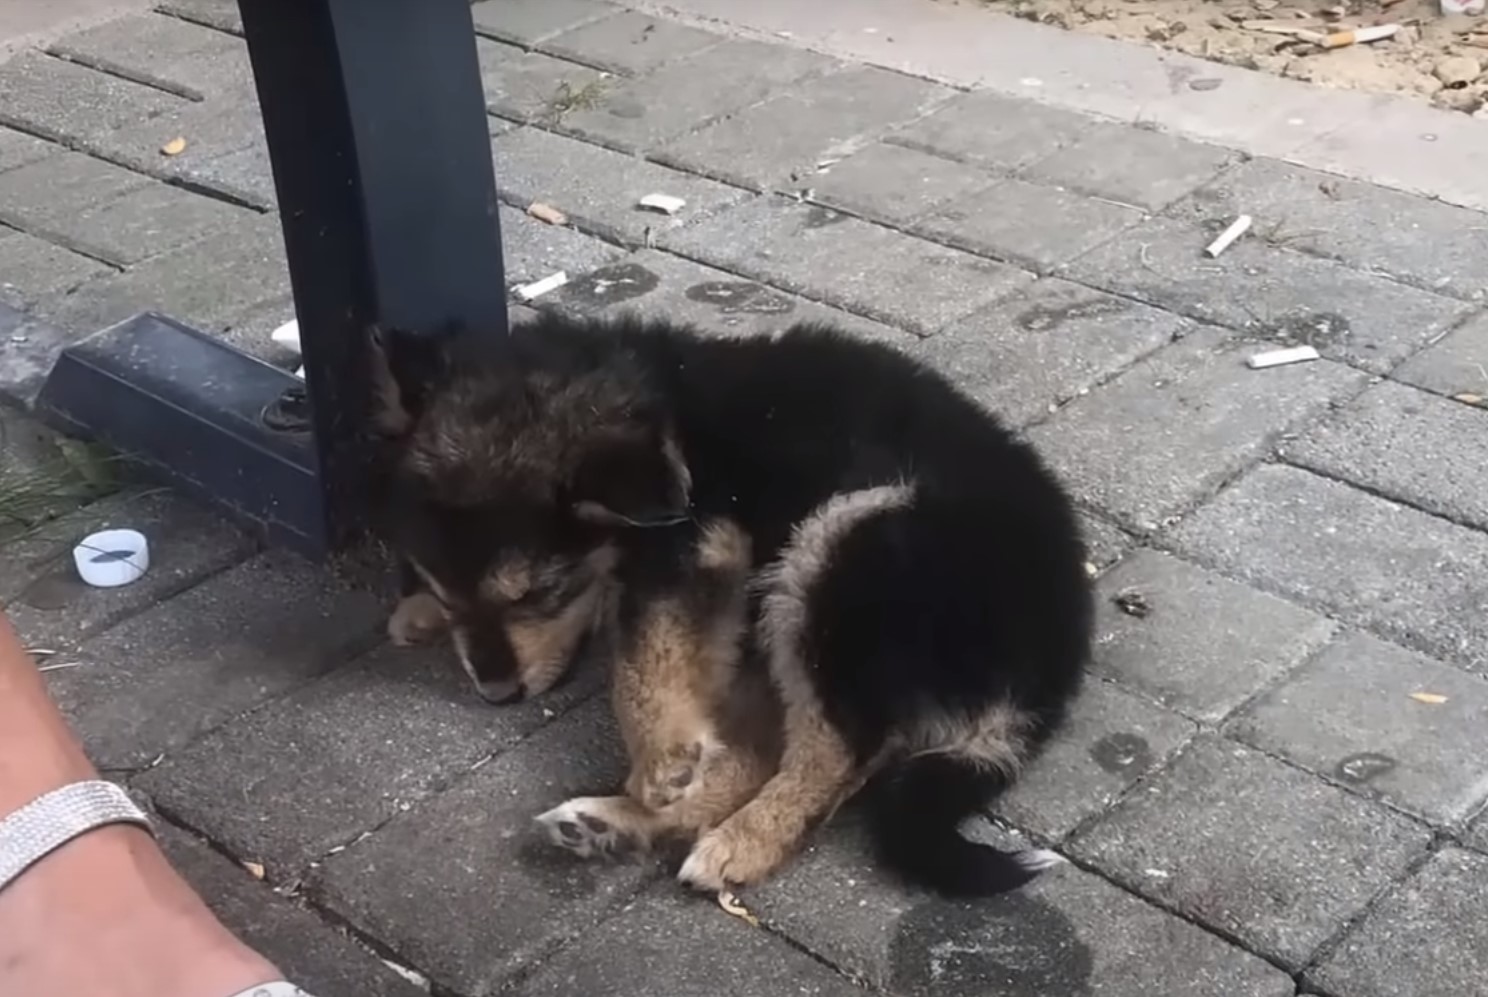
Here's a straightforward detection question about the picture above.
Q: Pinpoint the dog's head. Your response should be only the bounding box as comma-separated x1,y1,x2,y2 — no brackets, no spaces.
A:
365,322,692,703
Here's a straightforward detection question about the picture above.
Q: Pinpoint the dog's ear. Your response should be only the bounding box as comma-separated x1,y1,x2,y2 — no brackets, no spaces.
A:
367,324,449,437
571,428,692,528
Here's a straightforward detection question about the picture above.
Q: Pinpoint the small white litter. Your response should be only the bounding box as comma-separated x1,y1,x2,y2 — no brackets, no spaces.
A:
1204,215,1252,258
515,270,568,301
638,193,686,216
1247,345,1320,370
270,318,300,350
74,529,149,587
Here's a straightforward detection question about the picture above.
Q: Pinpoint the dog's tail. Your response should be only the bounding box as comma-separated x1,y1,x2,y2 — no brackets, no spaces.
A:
863,752,1063,897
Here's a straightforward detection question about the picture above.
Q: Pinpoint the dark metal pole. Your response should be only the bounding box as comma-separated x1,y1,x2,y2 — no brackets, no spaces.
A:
237,0,509,549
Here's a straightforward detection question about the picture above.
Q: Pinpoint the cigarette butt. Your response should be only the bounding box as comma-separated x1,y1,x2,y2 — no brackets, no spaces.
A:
1204,214,1252,258
526,202,568,226
1247,345,1321,369
1321,23,1400,48
514,270,568,301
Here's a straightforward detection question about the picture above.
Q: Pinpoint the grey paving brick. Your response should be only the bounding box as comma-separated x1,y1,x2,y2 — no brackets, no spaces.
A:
540,10,722,76
906,277,1182,429
0,229,113,311
657,67,952,192
886,89,1090,173
0,127,54,173
25,181,247,267
89,86,270,206
48,549,381,771
472,0,616,47
314,697,646,996
477,38,609,124
0,307,76,406
182,140,275,208
996,678,1196,842
748,815,1292,997
137,640,601,876
1026,122,1235,212
1092,549,1335,723
556,39,836,154
37,214,291,356
513,887,861,997
545,248,908,343
1308,848,1488,997
1226,631,1488,825
808,141,995,228
661,196,1032,337
1070,736,1430,968
1284,379,1488,532
1173,157,1488,301
0,488,255,652
1167,464,1488,672
0,151,151,233
1067,215,1474,373
491,126,747,246
0,52,187,146
914,177,1145,272
50,12,252,100
156,0,243,35
1027,327,1366,531
1391,310,1488,400
156,822,426,997
499,204,624,288
1080,513,1131,572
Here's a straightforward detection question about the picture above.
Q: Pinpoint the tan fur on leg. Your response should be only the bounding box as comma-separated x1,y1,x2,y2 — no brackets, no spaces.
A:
678,699,858,891
387,592,448,645
676,486,913,891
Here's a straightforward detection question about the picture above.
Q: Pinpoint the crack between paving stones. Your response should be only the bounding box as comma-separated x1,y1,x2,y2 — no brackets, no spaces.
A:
1142,473,1488,680
148,805,466,997
0,117,270,216
1294,833,1450,995
0,211,130,272
1275,454,1488,541
42,48,206,103
151,6,243,40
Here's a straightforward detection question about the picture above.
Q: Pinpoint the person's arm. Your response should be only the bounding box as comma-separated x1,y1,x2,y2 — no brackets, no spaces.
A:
0,610,282,997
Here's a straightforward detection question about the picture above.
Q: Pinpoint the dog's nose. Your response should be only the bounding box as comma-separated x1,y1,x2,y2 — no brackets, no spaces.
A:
475,678,524,704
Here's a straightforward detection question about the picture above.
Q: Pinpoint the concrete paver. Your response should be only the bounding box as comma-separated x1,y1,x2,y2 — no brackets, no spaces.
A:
1027,327,1366,531
749,814,1294,996
1307,849,1488,997
313,698,645,997
1284,378,1488,532
1226,630,1488,825
1091,549,1335,723
4,2,1488,993
662,195,1032,335
1070,736,1431,968
1169,464,1488,672
656,66,953,191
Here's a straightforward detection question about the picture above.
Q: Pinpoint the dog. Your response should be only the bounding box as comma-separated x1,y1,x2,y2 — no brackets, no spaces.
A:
365,311,1093,897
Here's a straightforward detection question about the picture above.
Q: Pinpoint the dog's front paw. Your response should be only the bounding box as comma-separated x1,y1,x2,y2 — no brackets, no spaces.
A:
677,821,786,893
535,797,640,860
387,592,447,646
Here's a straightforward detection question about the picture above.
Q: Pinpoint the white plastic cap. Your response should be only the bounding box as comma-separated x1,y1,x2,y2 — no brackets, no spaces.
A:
73,529,150,588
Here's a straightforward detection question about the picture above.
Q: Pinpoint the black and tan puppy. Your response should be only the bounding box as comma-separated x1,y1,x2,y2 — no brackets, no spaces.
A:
366,313,1092,897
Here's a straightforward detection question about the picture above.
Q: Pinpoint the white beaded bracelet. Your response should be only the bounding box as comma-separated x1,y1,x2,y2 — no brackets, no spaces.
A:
0,780,152,894
223,985,315,997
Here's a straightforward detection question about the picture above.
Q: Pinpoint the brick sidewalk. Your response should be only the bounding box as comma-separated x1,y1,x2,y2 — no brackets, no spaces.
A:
3,1,1488,995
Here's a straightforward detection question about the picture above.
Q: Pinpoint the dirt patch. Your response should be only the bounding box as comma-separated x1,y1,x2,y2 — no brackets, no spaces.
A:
979,0,1488,114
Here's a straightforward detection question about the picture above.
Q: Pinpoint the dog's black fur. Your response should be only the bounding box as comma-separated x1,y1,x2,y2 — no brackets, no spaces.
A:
368,312,1093,896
